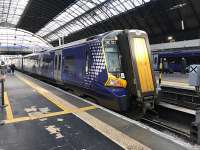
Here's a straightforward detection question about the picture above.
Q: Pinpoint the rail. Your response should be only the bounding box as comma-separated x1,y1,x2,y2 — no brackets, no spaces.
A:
159,86,200,110
140,117,190,141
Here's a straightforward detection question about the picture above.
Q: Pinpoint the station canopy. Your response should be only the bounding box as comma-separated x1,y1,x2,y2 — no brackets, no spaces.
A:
0,0,30,27
0,27,52,51
1,0,200,49
0,0,52,53
0,0,151,50
36,0,151,42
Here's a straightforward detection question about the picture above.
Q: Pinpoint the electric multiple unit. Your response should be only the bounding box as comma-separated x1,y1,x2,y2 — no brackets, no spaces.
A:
13,30,157,112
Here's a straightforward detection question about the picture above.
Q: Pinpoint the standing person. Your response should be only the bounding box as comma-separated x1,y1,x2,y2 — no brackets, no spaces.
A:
0,61,6,75
10,63,15,75
7,65,11,74
159,58,163,85
181,57,187,74
163,58,169,74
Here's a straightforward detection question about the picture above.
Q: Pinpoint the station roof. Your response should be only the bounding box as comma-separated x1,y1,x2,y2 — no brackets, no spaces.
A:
0,27,51,48
0,0,200,48
0,27,52,55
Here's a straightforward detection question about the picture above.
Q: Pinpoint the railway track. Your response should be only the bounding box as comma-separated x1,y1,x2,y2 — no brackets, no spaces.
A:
159,86,200,110
140,117,190,141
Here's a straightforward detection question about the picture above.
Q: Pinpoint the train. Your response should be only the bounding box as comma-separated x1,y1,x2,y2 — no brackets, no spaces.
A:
152,49,200,73
12,30,157,113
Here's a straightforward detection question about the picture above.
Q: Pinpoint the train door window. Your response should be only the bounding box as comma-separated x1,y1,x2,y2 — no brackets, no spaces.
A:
58,54,61,70
55,55,57,70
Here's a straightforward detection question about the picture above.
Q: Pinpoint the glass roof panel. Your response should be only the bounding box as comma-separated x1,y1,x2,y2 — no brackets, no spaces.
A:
0,0,31,26
37,0,150,41
37,0,107,38
123,1,134,9
0,27,52,51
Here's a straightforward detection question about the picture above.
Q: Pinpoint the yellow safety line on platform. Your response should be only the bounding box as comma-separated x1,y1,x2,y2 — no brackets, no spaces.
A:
16,75,70,111
39,90,68,111
16,73,150,150
4,105,96,124
4,92,14,120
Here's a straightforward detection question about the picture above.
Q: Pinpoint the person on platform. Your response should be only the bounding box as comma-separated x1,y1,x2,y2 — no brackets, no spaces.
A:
10,63,16,75
163,58,169,74
0,61,6,75
181,57,187,74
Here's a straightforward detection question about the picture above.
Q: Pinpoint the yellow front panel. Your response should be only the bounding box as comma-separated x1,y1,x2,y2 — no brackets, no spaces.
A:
131,37,154,93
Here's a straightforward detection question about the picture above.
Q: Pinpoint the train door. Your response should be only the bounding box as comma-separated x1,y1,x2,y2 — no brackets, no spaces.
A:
54,50,62,81
38,55,42,75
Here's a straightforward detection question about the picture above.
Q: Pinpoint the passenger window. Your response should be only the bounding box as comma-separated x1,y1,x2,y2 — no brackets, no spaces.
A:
43,55,52,69
64,56,76,74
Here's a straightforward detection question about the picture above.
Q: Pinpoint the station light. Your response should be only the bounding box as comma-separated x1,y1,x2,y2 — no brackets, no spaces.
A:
181,20,185,30
167,36,175,42
168,36,173,40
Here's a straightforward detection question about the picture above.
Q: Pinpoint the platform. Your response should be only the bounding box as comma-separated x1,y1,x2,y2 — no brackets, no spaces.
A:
0,72,199,150
155,72,195,90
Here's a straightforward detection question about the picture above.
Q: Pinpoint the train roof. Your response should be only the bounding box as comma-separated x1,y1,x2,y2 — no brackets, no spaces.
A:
151,39,200,52
45,29,146,52
23,31,112,58
46,30,122,51
24,29,146,58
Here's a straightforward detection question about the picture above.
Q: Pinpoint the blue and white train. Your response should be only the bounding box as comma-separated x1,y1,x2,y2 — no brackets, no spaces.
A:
13,30,157,112
151,39,200,72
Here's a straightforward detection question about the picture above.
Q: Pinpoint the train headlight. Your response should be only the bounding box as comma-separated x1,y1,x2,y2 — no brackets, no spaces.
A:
105,73,127,88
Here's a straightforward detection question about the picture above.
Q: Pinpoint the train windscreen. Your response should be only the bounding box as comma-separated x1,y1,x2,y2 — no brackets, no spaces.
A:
104,39,123,77
131,37,154,93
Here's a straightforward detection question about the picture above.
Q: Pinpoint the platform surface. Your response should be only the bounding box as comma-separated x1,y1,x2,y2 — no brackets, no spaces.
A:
155,72,195,90
0,72,199,150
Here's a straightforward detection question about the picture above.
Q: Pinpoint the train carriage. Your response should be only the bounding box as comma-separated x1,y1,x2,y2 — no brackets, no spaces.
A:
15,30,157,112
152,49,200,72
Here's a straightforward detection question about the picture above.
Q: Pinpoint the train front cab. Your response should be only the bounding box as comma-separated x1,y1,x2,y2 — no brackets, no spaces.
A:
103,30,157,112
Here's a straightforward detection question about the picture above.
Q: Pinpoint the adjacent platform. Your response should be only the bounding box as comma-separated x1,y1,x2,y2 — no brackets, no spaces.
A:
156,72,199,109
155,72,195,90
0,72,199,150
